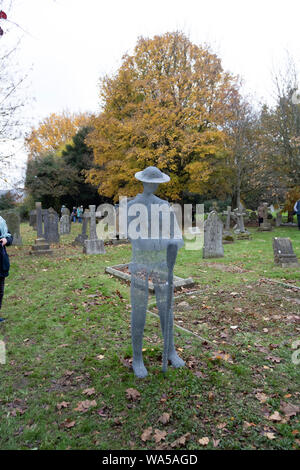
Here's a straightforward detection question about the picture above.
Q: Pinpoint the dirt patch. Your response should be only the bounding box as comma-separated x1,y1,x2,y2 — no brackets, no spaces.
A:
203,262,249,273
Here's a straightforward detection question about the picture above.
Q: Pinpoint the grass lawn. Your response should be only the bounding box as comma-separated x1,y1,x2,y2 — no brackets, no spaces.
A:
0,223,299,450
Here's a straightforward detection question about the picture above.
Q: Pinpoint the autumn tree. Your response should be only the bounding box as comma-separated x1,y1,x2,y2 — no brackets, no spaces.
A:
223,95,260,209
254,57,300,212
25,111,92,160
87,32,240,202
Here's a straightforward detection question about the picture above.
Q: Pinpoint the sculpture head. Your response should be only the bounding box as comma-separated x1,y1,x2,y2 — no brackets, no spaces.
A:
135,166,170,195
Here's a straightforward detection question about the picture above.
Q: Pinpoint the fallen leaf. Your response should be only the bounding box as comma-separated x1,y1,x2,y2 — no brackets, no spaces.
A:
171,433,190,448
61,419,76,429
154,429,167,443
56,401,70,410
198,437,209,446
280,402,300,418
255,392,268,403
268,411,282,422
243,421,256,429
217,422,227,429
74,400,97,412
96,355,105,360
264,432,276,440
212,439,220,447
126,388,141,401
97,407,108,417
82,387,96,396
266,355,281,363
211,351,233,363
158,412,171,425
141,427,153,442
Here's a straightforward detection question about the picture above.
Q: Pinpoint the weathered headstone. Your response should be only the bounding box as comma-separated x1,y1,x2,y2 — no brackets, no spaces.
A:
203,211,224,258
36,202,43,238
83,205,105,254
273,237,299,267
30,202,53,256
44,207,60,243
223,206,234,233
73,208,89,246
258,203,272,231
275,211,282,227
233,205,251,239
0,210,22,245
60,207,71,234
29,210,37,230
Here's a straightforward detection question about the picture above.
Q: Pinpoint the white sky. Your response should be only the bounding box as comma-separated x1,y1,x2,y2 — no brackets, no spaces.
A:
1,0,300,188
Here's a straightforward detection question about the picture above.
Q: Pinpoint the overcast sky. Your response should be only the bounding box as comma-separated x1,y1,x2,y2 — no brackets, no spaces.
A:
1,0,300,188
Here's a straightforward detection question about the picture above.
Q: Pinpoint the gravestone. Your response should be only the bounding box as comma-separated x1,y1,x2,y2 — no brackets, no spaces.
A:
83,205,105,254
0,210,22,245
72,208,89,246
44,207,60,243
29,210,37,230
233,205,251,239
222,206,235,243
60,207,71,234
30,202,53,256
258,203,272,231
275,211,282,227
203,211,224,258
223,206,234,233
273,237,299,267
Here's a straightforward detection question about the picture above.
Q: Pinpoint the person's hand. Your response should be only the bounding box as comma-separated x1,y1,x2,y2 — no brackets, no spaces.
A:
0,238,7,246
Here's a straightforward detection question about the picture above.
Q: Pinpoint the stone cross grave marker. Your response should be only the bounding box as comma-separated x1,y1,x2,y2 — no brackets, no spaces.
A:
258,203,272,231
223,206,234,233
73,208,89,246
233,205,251,239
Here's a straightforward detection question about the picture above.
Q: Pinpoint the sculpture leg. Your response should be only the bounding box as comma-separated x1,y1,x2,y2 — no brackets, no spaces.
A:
154,280,185,369
130,274,149,378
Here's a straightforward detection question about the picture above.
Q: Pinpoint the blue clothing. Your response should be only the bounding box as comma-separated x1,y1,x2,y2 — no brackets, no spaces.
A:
294,200,300,216
0,216,13,277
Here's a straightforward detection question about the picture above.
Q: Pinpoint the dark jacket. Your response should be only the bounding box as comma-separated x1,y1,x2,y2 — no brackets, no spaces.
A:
0,234,13,277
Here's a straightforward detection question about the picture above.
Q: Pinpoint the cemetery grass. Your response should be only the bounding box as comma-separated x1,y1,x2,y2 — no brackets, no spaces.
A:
0,224,299,450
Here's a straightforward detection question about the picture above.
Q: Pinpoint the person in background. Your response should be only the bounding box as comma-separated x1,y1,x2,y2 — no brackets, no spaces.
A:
77,205,83,223
71,207,77,223
257,203,264,226
0,215,13,322
294,198,300,230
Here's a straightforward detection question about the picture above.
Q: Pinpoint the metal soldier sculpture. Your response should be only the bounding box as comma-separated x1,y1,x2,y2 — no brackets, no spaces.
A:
127,167,185,378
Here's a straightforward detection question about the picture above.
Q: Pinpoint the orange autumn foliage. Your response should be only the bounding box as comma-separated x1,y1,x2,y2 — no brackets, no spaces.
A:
26,111,92,160
86,32,240,202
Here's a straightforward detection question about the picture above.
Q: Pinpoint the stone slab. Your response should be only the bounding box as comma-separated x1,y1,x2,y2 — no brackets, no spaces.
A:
105,263,194,293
